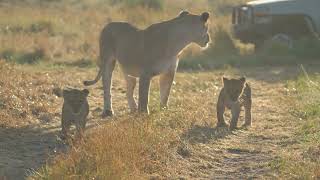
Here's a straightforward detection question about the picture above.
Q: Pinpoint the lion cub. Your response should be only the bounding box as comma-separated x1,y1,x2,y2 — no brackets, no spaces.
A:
216,77,252,130
53,87,89,139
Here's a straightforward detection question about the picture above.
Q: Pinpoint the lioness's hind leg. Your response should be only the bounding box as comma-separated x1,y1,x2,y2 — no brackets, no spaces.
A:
244,102,252,127
138,75,152,114
159,68,176,109
125,74,137,112
102,59,116,118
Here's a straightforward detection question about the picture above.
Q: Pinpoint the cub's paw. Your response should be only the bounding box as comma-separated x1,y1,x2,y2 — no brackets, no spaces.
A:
241,123,252,130
216,122,228,128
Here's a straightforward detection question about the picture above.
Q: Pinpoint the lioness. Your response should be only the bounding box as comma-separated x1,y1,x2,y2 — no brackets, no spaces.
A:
53,87,89,139
84,11,211,117
216,77,252,130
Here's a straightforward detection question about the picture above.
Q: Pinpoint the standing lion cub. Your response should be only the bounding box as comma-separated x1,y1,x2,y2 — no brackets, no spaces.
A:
216,77,252,130
53,87,89,139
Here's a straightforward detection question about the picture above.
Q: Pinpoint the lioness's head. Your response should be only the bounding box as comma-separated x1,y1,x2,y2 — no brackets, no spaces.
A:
54,87,89,113
223,77,246,102
178,10,211,48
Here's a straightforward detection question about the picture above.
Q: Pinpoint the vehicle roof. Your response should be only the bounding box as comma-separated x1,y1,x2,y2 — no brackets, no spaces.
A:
248,0,297,6
247,0,320,6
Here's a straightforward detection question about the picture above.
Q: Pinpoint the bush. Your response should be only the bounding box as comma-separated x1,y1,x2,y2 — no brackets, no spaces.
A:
29,21,54,34
291,38,320,59
1,48,47,64
204,25,239,57
18,48,46,64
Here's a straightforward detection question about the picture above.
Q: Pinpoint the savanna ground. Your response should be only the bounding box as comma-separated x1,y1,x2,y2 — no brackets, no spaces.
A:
0,0,320,179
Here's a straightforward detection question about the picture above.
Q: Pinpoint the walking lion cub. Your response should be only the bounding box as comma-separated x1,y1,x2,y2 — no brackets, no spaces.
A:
216,77,252,130
53,87,89,139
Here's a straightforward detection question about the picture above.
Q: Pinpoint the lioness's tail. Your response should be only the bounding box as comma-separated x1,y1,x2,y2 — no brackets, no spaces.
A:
83,68,102,86
83,25,114,86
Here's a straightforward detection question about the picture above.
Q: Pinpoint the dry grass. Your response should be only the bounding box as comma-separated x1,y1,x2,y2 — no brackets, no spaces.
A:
30,68,222,179
0,0,247,65
271,70,320,179
0,61,55,127
36,116,174,179
3,0,320,179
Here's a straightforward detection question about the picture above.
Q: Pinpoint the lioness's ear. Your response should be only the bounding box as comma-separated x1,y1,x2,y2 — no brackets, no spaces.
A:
82,89,89,96
239,77,246,83
200,12,210,22
179,10,189,17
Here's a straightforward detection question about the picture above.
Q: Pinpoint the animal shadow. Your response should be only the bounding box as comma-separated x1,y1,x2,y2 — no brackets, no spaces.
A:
0,124,68,179
181,124,231,144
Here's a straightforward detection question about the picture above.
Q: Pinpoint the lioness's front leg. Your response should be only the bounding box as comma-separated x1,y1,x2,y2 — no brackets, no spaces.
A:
244,100,252,127
102,60,116,117
138,75,152,114
159,68,176,109
124,74,137,112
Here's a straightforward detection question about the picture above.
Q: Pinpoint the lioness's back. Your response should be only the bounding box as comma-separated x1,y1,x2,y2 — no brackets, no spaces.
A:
101,22,140,39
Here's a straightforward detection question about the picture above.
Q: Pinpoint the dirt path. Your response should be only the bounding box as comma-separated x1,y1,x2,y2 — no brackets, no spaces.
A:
0,66,300,179
169,67,299,179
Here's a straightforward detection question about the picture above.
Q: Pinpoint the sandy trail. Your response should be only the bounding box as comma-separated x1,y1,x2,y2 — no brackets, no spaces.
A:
169,67,300,179
0,66,300,179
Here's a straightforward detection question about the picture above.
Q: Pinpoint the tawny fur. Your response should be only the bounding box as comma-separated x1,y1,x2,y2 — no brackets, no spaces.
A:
53,88,89,139
83,11,211,117
216,77,252,130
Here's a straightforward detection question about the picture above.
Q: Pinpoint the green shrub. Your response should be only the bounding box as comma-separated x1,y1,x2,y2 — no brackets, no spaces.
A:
29,21,54,34
18,48,46,64
291,38,320,59
52,58,94,68
1,48,47,64
1,49,16,61
205,25,239,57
1,21,54,35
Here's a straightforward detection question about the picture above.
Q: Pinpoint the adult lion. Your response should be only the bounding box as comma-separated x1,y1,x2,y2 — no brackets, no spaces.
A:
84,11,211,117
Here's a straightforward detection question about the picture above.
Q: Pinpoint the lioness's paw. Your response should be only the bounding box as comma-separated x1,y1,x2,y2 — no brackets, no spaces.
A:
102,110,114,118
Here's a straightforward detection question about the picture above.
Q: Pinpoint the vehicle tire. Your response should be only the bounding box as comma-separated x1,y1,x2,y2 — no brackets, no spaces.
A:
254,33,293,53
270,33,293,49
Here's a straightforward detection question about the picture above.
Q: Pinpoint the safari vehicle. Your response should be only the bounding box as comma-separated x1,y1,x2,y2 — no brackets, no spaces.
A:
232,0,320,49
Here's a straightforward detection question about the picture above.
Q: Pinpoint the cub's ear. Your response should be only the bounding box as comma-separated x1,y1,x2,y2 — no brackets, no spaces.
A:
179,10,189,17
52,87,63,97
222,77,229,84
239,77,246,83
200,12,210,22
82,89,89,96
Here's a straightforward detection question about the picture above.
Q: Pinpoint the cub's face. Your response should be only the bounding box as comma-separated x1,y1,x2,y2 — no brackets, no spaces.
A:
63,88,89,114
178,11,211,48
223,77,246,102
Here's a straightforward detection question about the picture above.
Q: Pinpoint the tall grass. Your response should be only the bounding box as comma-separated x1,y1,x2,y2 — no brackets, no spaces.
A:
271,67,320,179
35,116,174,179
